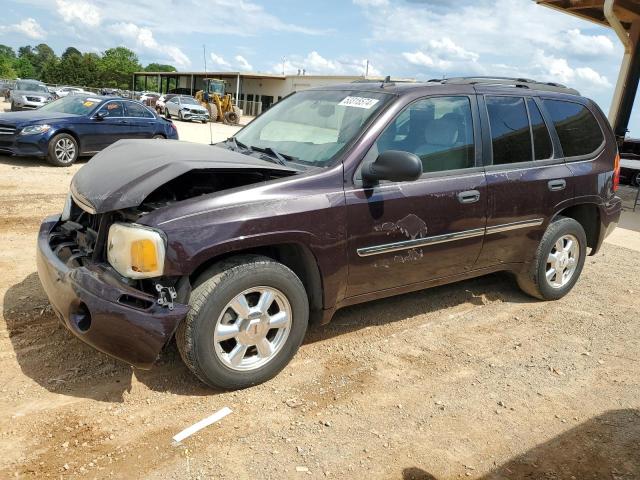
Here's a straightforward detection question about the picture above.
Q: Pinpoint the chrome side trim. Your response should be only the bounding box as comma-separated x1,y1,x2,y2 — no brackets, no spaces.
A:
486,218,544,234
357,227,486,257
357,218,545,257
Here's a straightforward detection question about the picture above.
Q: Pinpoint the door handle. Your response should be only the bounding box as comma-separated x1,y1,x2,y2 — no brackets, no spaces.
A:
548,179,566,191
457,190,481,204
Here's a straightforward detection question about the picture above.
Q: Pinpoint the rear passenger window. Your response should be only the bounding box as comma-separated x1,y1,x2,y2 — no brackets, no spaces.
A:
486,96,532,164
542,99,604,157
374,96,475,173
527,98,553,160
126,102,154,118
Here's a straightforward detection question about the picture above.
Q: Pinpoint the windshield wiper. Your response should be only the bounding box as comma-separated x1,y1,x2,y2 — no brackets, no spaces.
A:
225,136,249,151
248,145,297,166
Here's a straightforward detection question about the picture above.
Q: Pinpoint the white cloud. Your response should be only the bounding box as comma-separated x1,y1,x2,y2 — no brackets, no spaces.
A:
0,18,46,39
353,0,388,6
272,51,376,76
210,52,231,69
564,29,615,56
575,67,611,87
110,22,191,68
234,55,253,71
56,0,101,27
532,50,611,88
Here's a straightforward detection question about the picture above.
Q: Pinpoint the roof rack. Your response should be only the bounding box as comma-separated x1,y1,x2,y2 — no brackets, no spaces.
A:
427,76,580,95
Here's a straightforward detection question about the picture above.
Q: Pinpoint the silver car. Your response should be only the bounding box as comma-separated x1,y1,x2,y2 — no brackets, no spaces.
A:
10,80,53,111
164,95,210,123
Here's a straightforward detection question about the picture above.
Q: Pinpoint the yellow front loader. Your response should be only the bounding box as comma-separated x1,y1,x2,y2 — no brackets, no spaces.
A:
195,78,241,125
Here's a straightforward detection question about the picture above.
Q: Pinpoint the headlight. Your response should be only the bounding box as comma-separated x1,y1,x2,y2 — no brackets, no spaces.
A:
20,124,51,135
61,193,72,221
107,223,166,279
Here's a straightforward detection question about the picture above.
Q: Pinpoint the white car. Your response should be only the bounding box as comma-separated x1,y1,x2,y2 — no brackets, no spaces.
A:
154,94,177,113
139,92,160,104
164,95,210,123
55,86,86,98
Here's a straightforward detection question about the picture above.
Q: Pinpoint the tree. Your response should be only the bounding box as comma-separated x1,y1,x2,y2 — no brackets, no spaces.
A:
62,47,82,60
32,43,56,77
99,47,141,89
0,57,16,78
144,63,176,72
0,44,16,60
14,56,36,78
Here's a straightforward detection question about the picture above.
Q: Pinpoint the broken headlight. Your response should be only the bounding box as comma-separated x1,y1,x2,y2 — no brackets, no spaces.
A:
107,223,166,279
61,193,72,221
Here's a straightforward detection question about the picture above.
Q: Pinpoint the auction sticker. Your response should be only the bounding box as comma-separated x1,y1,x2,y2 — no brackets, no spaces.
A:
338,96,379,109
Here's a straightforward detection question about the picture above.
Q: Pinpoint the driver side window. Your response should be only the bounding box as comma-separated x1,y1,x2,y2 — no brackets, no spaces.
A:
374,96,475,173
97,101,124,118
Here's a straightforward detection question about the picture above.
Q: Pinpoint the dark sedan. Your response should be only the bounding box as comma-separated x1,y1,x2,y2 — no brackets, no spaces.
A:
0,94,179,166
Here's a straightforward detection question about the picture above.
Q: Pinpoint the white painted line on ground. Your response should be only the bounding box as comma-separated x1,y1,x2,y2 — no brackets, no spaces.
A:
172,407,232,444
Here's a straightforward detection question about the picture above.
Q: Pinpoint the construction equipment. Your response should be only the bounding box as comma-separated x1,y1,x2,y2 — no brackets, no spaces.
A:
195,78,242,125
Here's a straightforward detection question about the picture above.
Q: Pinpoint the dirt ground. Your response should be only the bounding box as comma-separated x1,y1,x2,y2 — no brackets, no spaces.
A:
1,99,640,479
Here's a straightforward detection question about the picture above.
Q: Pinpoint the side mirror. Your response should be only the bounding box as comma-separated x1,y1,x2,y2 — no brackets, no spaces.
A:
362,150,423,184
94,111,107,120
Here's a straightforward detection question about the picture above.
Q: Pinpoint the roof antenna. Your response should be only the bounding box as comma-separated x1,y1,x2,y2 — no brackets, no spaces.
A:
203,44,214,146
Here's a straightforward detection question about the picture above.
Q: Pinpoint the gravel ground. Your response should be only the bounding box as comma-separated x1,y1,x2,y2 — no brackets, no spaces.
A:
1,99,639,479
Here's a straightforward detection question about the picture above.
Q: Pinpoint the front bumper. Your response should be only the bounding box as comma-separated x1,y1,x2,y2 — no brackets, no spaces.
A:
182,110,210,122
36,215,189,368
13,99,48,110
0,131,49,157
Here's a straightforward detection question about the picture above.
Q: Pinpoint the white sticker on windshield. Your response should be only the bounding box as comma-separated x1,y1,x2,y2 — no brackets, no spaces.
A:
338,96,380,109
86,98,102,103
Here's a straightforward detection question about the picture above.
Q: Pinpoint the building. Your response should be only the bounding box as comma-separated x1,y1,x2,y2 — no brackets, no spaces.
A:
132,71,413,115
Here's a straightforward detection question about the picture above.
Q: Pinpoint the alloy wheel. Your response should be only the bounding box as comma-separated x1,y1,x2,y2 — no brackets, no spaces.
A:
545,234,579,288
54,138,76,164
213,286,292,371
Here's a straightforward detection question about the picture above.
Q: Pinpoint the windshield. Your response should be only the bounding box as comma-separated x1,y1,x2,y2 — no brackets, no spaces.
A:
38,95,103,115
234,89,392,166
16,81,48,93
181,97,199,105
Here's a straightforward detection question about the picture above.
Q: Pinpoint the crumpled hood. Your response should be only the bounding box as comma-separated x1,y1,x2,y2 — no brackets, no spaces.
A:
71,139,297,214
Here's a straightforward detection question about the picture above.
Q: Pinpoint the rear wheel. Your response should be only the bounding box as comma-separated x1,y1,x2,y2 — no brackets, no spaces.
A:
152,134,164,139
176,255,309,390
516,217,586,300
47,133,79,167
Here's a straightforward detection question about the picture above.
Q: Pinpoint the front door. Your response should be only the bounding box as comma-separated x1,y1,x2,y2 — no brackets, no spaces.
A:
474,94,574,268
345,95,487,298
84,101,130,151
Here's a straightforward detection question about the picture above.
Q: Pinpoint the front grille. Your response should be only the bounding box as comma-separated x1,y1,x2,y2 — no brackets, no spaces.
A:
0,125,16,135
26,96,44,102
48,201,110,268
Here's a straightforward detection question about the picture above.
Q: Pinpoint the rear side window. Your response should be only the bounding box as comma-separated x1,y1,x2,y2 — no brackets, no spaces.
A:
125,102,154,118
486,96,532,164
542,99,603,157
527,98,553,160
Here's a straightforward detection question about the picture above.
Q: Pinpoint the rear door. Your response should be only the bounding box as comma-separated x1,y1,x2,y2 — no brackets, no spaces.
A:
345,95,487,297
123,101,157,139
474,93,574,268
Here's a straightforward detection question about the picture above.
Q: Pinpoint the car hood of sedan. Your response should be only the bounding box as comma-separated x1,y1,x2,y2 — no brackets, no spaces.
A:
0,110,77,126
71,139,298,214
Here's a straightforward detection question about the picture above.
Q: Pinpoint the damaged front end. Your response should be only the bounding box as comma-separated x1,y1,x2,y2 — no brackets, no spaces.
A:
37,139,300,368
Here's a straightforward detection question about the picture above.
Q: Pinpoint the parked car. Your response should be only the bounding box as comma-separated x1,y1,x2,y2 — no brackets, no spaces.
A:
155,93,177,114
55,86,86,98
619,138,640,186
9,79,53,110
36,78,622,389
139,92,160,105
0,94,178,166
164,95,209,122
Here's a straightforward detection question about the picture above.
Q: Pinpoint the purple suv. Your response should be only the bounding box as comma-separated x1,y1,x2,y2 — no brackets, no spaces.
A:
36,77,622,389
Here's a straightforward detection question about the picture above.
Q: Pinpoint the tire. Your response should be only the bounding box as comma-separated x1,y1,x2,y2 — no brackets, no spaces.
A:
632,171,640,187
176,255,309,390
224,110,239,125
516,217,587,300
178,110,184,121
47,133,79,167
10,101,16,111
164,108,170,119
152,134,164,139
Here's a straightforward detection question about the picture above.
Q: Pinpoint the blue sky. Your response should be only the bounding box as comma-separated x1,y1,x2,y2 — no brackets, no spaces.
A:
1,0,638,134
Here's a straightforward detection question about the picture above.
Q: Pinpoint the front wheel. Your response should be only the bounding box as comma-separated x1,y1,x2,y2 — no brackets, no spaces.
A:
47,133,79,167
516,217,587,300
164,108,170,119
176,255,309,389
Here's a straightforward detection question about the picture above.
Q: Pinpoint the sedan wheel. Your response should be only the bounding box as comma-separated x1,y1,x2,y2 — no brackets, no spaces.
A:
633,171,640,187
47,133,79,167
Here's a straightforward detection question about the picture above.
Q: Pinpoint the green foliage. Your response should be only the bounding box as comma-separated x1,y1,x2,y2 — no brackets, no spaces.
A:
0,43,175,90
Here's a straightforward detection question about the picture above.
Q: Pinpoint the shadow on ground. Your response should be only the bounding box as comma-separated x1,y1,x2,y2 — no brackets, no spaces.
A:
402,409,640,479
4,269,534,403
0,153,89,168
